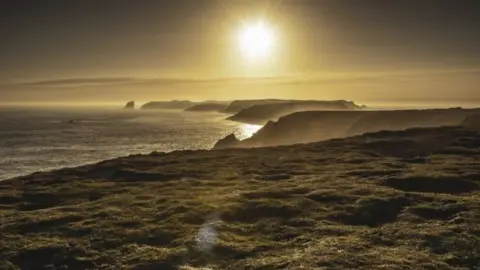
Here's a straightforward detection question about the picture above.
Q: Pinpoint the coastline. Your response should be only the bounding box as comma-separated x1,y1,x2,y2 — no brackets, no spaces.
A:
1,126,479,269
0,107,249,181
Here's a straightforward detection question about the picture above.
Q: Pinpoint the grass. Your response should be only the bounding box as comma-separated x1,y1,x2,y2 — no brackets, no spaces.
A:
0,126,479,269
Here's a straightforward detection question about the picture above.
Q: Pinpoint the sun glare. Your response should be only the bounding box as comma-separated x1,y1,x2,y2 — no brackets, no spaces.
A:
238,21,276,60
238,124,262,139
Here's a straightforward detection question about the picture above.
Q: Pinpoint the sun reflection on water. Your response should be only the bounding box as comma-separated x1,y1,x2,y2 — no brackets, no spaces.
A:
237,124,262,140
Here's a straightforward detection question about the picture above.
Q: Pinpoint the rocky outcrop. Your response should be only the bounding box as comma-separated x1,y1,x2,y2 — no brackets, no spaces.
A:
227,100,363,125
213,134,240,149
123,101,135,109
140,100,197,110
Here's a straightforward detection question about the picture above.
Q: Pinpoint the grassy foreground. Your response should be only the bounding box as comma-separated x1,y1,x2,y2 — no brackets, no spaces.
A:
1,127,479,269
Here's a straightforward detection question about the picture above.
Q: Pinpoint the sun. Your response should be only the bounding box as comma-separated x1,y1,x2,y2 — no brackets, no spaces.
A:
238,21,276,60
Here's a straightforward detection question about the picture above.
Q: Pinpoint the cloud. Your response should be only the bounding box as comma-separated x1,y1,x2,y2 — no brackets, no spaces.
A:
9,76,287,89
4,68,480,89
19,77,144,87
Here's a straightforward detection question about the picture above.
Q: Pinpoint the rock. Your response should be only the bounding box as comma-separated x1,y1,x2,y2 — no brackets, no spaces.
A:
213,134,240,149
124,101,135,109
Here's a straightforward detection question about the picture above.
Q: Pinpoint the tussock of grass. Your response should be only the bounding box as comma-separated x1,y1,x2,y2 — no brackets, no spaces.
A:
0,126,479,269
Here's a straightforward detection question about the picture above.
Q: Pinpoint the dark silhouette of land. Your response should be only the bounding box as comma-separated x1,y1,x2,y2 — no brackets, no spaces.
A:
223,99,290,114
1,120,479,268
138,99,365,125
140,100,197,110
123,101,135,109
215,108,480,149
226,100,362,125
184,103,229,113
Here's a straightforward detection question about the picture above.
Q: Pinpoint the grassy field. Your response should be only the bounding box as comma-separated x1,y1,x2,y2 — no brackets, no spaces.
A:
0,126,479,269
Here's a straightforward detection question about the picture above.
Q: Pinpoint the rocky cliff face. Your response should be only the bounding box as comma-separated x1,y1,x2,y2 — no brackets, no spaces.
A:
345,108,471,136
214,108,480,149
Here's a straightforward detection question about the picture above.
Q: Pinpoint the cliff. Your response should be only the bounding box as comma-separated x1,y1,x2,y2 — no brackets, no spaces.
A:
1,126,478,269
184,103,229,113
227,100,362,125
140,100,197,110
215,108,480,149
345,108,473,136
222,99,288,114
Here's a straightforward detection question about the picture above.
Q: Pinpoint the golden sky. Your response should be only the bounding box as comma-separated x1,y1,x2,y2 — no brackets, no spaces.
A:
1,0,479,105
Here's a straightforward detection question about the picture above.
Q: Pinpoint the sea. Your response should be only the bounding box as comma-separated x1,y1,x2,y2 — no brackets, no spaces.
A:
0,106,262,180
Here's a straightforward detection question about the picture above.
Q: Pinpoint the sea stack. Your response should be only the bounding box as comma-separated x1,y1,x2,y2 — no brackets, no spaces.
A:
124,101,135,109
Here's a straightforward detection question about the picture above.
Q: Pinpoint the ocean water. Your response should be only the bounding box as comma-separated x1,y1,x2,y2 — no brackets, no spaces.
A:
0,107,261,180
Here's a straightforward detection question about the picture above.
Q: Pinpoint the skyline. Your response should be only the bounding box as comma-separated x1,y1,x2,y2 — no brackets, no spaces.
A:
1,0,479,104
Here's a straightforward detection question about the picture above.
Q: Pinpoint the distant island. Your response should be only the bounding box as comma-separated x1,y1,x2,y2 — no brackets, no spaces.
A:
215,108,480,149
138,99,366,124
